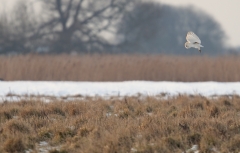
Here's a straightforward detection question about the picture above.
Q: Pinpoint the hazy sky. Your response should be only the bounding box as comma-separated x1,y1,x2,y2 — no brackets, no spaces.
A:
1,0,240,47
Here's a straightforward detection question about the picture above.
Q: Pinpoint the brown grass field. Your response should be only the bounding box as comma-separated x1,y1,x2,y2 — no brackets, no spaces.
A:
1,54,240,152
0,54,240,81
1,96,240,152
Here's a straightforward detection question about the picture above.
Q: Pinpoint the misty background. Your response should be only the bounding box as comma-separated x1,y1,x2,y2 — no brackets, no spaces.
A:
0,0,237,55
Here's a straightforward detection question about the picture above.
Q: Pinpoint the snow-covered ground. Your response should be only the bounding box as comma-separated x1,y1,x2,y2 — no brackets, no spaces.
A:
0,81,239,98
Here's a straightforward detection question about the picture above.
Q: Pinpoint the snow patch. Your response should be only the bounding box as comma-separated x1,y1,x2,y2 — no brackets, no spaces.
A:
0,81,239,98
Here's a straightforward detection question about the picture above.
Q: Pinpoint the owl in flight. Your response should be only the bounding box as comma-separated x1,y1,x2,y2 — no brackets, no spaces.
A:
185,31,204,53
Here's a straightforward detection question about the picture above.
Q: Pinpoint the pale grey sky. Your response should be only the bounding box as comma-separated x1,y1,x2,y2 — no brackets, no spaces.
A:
1,0,240,47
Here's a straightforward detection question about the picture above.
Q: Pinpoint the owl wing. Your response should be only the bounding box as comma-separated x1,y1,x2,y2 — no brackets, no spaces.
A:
186,31,201,44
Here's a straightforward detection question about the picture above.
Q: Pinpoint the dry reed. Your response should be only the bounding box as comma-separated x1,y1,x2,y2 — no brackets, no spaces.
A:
0,54,240,81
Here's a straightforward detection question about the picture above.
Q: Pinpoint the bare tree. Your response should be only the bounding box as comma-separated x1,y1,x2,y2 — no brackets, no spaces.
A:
117,1,162,53
0,0,40,54
37,0,132,53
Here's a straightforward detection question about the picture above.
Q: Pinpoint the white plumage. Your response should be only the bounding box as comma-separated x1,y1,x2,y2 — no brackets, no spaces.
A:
185,31,204,53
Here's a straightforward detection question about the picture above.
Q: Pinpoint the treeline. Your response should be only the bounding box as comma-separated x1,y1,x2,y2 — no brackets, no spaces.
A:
0,0,229,55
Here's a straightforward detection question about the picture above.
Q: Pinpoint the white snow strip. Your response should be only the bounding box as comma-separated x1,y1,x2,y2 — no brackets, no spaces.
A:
0,81,239,97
